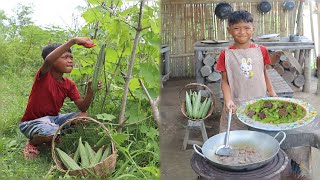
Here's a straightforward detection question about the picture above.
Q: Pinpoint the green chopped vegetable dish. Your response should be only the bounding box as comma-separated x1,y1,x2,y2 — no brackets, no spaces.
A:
245,100,306,124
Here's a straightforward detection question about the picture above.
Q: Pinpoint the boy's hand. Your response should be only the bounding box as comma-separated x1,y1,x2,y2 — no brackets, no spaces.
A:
225,100,235,114
72,37,95,47
268,89,278,97
86,80,103,94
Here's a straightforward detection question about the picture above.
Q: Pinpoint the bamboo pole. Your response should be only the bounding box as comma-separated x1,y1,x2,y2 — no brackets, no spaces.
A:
296,0,304,35
318,1,320,54
303,50,311,93
317,0,320,95
317,57,320,94
309,0,316,66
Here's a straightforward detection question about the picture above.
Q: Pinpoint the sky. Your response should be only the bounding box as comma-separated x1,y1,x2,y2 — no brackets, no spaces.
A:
0,0,87,28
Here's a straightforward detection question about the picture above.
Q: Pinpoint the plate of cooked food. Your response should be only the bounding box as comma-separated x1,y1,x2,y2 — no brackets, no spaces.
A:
236,97,317,131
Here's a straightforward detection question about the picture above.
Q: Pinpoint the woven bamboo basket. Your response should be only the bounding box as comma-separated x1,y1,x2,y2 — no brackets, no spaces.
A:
179,83,216,121
51,117,116,177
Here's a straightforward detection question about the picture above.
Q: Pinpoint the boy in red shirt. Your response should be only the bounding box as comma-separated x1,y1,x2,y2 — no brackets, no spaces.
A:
19,37,102,160
215,10,277,132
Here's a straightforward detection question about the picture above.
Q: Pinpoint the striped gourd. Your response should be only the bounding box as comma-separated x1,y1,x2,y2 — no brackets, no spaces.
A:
56,148,81,170
192,91,202,118
198,98,208,119
191,91,196,106
90,146,104,167
201,98,212,118
95,134,109,149
101,145,111,161
185,91,193,118
84,141,96,164
78,138,90,168
91,44,106,93
73,143,80,163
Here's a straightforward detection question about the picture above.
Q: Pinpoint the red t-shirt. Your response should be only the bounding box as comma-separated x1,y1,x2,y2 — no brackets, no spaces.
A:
216,44,271,72
21,69,81,122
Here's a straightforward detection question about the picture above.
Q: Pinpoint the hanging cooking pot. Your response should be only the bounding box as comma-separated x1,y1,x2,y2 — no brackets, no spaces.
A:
214,2,233,20
193,130,286,171
282,0,295,11
257,0,272,13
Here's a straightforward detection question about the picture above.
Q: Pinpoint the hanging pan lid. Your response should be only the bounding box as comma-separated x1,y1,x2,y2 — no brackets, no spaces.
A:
282,0,295,11
257,1,272,13
214,2,233,20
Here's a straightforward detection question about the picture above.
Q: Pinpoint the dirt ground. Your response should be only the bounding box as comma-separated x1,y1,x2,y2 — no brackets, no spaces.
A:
159,76,320,180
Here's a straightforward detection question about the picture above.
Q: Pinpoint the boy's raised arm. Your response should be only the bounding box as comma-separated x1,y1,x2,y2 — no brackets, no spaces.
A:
40,37,93,75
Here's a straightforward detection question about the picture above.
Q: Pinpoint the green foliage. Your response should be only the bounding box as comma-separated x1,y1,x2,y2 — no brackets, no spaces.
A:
0,0,160,179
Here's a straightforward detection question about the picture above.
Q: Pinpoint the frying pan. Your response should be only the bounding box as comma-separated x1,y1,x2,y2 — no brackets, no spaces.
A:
257,1,272,13
282,0,295,11
214,3,233,20
193,130,286,171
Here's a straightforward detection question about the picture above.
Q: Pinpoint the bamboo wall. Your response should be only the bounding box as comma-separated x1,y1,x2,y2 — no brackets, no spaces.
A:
161,0,300,77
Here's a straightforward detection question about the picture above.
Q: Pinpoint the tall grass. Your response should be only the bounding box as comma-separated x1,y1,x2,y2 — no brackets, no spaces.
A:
0,67,59,178
0,71,33,134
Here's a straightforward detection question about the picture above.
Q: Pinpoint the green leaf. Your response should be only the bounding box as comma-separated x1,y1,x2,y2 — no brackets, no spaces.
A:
96,113,116,121
82,7,103,23
129,78,140,92
146,127,158,138
133,89,147,100
111,132,129,145
143,31,160,47
125,105,147,124
139,125,149,134
140,166,160,178
139,63,160,88
88,0,104,5
106,48,119,63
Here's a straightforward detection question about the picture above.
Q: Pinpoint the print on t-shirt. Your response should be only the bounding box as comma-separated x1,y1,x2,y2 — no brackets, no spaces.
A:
240,58,254,78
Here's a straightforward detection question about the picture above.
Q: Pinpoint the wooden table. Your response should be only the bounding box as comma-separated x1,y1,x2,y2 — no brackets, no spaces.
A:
194,36,315,92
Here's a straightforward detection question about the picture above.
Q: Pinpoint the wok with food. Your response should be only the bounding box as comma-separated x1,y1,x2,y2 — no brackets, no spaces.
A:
193,130,286,171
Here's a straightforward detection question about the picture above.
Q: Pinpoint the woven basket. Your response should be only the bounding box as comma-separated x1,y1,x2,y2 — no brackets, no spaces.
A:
179,83,216,121
51,117,116,177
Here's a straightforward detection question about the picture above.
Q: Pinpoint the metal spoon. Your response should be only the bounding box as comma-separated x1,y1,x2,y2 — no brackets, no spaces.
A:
215,107,233,156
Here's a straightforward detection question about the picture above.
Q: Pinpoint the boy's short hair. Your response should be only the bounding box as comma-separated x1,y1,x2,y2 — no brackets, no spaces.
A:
41,43,72,60
228,10,253,26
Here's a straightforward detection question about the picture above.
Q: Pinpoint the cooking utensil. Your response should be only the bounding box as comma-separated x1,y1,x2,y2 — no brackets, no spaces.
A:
236,97,317,131
194,131,286,171
214,3,233,20
257,1,272,13
215,109,233,156
282,0,295,11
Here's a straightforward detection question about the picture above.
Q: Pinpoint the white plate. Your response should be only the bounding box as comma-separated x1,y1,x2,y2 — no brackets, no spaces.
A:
236,97,317,131
258,34,279,39
201,40,229,44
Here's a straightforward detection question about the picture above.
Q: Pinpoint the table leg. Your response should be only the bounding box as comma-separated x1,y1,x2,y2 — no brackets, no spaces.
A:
303,50,311,93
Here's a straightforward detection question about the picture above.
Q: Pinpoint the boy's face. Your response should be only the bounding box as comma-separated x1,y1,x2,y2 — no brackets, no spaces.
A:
227,21,255,44
53,52,74,73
